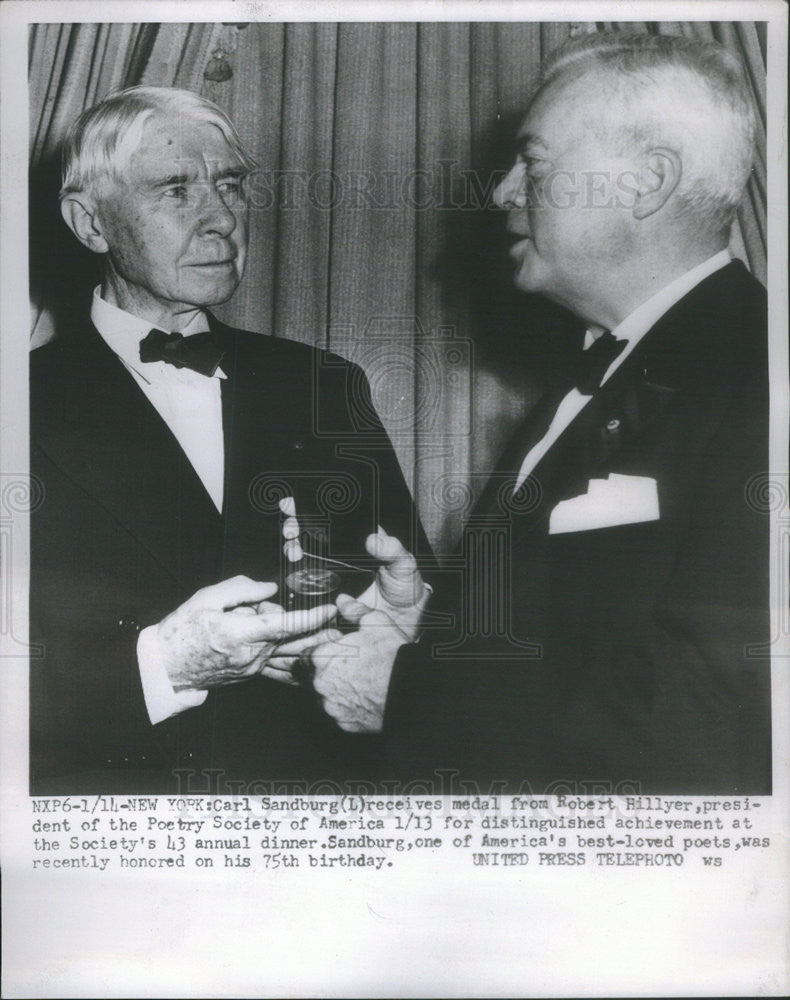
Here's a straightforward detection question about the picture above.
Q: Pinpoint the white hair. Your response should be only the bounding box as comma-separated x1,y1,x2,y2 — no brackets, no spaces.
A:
538,32,757,235
60,85,256,198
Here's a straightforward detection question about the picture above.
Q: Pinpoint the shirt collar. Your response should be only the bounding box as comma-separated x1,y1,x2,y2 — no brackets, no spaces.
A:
583,250,732,379
90,287,225,382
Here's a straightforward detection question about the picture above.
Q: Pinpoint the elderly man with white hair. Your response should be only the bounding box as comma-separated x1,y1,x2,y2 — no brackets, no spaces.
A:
305,32,772,794
30,85,429,793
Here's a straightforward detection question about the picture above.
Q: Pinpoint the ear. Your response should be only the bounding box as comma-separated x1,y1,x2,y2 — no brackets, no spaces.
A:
60,194,110,254
632,148,682,221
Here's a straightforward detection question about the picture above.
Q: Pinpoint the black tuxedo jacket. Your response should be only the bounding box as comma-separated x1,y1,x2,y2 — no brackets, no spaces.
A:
30,314,430,794
386,261,771,794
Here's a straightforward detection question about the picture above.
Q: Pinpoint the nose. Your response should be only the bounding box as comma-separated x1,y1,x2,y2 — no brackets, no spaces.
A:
493,162,527,210
198,186,238,238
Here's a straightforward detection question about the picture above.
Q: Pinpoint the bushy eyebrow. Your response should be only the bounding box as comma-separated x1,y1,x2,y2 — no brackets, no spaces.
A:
214,165,248,180
515,132,550,158
144,164,249,189
147,171,193,188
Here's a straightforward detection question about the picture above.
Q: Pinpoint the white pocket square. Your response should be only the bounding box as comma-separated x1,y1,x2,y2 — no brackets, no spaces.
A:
549,473,660,534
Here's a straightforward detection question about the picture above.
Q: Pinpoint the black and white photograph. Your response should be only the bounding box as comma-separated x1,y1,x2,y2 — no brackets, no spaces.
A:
2,1,788,996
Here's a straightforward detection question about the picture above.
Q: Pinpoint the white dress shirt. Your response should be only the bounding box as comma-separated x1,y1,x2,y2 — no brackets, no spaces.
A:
513,250,732,490
91,289,226,511
91,289,226,723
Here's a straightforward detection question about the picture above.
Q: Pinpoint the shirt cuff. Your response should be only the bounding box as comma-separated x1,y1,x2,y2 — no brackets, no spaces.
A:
137,625,208,725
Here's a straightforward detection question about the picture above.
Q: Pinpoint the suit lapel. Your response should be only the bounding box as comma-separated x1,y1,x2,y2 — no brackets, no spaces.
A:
473,261,749,534
472,384,571,521
212,321,295,583
33,323,223,587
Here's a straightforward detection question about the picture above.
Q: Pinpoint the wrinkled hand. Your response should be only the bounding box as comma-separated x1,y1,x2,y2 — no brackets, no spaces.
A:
258,625,343,687
157,575,335,690
278,498,429,631
310,598,410,732
354,528,430,641
269,502,428,694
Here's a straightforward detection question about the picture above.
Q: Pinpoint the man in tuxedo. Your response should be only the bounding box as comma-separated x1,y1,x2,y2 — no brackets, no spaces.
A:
304,32,772,794
30,86,428,793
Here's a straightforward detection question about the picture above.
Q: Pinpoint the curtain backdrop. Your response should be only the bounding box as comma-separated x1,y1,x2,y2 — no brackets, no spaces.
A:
28,20,768,554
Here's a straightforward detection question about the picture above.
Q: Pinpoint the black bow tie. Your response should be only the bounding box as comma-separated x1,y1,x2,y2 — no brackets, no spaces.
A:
139,328,226,377
564,330,628,395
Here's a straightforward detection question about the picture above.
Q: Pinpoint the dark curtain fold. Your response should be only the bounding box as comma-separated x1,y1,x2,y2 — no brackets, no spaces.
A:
28,20,769,552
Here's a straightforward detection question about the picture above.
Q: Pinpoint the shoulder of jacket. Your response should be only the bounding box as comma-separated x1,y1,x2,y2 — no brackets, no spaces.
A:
224,327,365,374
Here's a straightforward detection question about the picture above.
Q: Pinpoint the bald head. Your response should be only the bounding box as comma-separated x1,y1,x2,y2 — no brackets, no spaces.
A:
535,32,757,239
494,32,758,326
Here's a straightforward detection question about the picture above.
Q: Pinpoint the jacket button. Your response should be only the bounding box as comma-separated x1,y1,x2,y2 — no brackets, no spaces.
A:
117,616,142,636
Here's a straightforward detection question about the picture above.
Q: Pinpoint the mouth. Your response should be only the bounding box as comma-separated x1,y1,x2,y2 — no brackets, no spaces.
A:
184,247,239,268
508,236,532,260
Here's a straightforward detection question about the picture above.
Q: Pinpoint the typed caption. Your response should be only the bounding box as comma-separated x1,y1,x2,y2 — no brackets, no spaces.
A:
29,793,770,873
